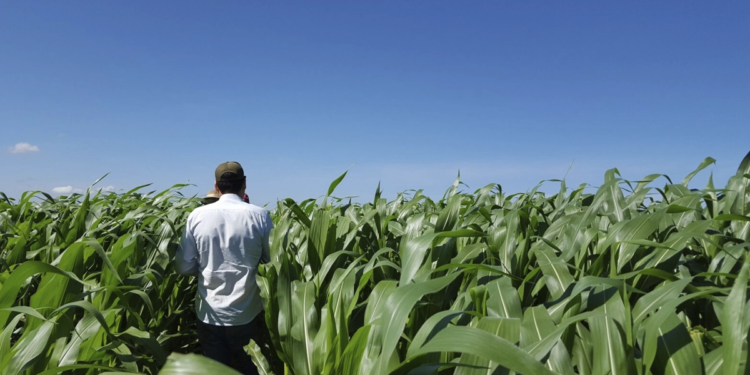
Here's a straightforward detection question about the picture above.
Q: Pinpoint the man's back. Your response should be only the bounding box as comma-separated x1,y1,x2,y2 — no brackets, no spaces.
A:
176,194,272,326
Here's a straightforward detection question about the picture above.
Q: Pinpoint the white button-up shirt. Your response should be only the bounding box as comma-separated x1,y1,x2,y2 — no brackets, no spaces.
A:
175,194,273,326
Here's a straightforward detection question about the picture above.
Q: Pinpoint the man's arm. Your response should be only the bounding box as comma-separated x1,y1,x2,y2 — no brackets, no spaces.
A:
175,219,200,276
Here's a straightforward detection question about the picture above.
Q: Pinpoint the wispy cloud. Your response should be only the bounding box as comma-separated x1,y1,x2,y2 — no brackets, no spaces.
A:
51,185,116,195
8,142,40,154
52,186,83,194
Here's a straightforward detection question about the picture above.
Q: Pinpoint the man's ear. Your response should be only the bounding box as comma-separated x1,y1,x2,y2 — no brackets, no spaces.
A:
214,181,220,195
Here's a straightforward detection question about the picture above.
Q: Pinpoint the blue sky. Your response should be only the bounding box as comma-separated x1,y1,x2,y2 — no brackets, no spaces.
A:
1,1,748,206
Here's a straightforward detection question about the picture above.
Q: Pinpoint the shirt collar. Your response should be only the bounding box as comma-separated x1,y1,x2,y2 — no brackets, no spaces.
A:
218,194,243,202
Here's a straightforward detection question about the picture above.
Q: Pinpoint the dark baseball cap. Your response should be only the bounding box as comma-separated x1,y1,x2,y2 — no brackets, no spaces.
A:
215,161,245,181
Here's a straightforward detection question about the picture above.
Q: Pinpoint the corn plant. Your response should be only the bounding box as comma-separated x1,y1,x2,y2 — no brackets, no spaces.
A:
256,152,750,375
2,151,750,375
0,182,201,375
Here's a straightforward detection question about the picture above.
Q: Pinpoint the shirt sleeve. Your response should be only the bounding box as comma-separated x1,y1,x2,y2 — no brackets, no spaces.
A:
260,211,273,264
175,217,200,276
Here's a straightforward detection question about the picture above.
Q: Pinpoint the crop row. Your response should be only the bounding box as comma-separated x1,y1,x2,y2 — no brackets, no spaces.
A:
1,153,749,374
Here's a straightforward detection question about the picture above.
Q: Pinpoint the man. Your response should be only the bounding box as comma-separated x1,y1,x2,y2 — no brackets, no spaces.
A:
203,189,220,204
175,161,273,374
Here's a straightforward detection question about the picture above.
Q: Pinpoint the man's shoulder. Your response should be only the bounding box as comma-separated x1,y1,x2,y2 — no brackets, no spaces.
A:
186,205,211,221
245,204,270,214
201,201,269,216
190,204,215,214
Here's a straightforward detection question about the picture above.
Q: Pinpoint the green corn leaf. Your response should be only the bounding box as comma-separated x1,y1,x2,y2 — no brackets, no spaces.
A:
632,277,692,332
284,198,312,227
588,285,629,375
400,229,484,285
547,339,576,375
58,309,116,366
53,301,113,337
601,210,663,272
327,170,349,198
650,312,702,375
365,280,398,325
703,347,723,375
0,261,91,328
36,364,139,375
309,209,331,267
244,339,275,375
157,353,242,375
115,327,168,367
532,244,574,300
681,157,717,187
406,325,556,375
3,319,56,375
721,258,750,375
642,289,723,372
82,238,123,284
485,277,522,319
435,195,462,233
336,325,373,375
289,281,320,375
572,322,594,375
520,306,556,349
407,310,465,358
0,314,25,364
372,272,463,374
454,317,522,375
0,306,48,322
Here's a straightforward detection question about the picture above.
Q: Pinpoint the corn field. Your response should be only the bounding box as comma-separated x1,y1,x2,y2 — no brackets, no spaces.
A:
1,152,750,375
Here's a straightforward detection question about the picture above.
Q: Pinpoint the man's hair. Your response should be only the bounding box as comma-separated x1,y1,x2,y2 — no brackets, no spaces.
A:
216,172,245,194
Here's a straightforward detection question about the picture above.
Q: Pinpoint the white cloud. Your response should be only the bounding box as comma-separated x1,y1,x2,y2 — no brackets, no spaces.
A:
50,185,115,195
52,186,84,194
8,142,40,154
52,186,75,194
